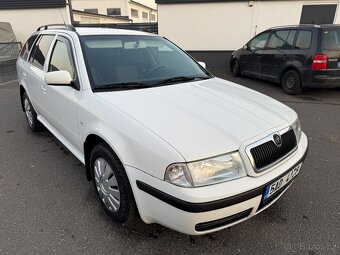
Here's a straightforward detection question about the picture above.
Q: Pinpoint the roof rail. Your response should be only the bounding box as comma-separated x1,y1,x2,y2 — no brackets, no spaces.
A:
37,24,76,32
269,24,320,30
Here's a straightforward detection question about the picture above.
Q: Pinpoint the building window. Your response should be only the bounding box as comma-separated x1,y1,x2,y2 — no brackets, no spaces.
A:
107,8,121,16
142,12,148,19
300,4,337,24
84,9,98,14
150,14,156,21
131,9,139,18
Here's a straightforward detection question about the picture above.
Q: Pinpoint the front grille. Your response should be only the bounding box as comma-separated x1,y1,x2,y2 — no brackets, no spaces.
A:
250,129,297,170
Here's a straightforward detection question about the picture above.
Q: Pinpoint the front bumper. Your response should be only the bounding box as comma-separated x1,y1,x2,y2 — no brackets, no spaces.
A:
125,132,308,235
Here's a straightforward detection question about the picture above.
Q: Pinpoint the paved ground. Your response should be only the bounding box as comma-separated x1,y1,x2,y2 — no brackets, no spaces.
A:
0,75,339,255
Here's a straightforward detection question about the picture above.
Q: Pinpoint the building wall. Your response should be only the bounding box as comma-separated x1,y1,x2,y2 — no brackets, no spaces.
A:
158,0,340,51
73,12,130,24
0,7,70,43
72,0,157,22
72,0,129,17
129,2,158,22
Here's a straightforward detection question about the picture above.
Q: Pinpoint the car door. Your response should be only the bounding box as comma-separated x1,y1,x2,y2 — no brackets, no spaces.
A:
261,30,296,81
25,34,56,115
42,35,80,149
240,32,270,76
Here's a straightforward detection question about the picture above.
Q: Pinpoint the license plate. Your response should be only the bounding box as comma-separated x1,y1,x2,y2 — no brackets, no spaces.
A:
337,62,340,68
263,163,302,201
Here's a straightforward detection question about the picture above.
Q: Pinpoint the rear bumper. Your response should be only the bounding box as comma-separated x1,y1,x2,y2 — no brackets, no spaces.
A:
302,70,340,88
125,133,309,235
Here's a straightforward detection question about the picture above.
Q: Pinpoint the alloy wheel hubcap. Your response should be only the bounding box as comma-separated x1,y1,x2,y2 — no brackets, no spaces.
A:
94,158,120,212
286,76,296,89
24,98,33,126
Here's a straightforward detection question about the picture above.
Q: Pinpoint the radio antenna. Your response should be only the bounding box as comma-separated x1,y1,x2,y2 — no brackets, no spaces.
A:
59,9,66,25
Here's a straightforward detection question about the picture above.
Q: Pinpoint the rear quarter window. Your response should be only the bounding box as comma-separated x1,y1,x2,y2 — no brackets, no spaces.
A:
295,31,312,49
20,34,38,60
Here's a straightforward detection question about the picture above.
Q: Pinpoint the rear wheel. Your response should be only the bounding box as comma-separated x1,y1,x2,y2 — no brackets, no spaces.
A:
231,59,241,77
281,70,303,95
22,92,44,132
90,143,138,223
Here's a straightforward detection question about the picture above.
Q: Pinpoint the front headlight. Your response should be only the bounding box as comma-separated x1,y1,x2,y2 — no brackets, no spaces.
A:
292,118,302,142
165,152,246,188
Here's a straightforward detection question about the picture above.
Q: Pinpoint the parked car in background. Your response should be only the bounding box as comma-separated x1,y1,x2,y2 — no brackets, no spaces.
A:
230,24,340,94
17,24,308,235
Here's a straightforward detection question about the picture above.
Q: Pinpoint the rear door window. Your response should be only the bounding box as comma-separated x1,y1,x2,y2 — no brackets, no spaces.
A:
322,28,340,51
295,31,312,49
20,34,38,60
29,34,55,69
286,30,297,48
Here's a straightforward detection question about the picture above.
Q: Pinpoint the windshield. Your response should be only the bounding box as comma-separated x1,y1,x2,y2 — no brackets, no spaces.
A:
80,35,211,91
322,28,340,51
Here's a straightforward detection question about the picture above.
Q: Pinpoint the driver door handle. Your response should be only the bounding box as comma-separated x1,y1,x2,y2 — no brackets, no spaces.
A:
41,85,47,94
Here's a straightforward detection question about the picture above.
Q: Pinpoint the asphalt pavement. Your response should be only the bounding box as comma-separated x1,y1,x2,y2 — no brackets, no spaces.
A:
0,74,339,255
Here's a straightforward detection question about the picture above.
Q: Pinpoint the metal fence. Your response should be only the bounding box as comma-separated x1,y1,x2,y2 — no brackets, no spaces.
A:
75,22,158,34
0,42,21,83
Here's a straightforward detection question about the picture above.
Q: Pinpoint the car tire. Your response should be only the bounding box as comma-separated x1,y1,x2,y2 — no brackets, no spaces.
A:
22,92,44,132
90,143,138,224
281,70,303,95
231,59,241,77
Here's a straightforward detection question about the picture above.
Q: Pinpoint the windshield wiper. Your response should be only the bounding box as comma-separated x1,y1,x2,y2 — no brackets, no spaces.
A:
153,76,210,86
93,82,152,92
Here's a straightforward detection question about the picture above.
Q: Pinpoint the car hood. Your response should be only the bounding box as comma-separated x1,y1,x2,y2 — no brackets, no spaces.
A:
96,78,296,161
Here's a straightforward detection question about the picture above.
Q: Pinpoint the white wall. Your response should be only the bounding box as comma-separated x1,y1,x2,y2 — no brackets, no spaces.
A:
158,0,340,51
0,7,70,43
73,12,130,24
72,0,128,16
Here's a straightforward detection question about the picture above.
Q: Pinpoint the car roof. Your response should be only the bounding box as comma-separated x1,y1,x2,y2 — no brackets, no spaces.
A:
37,26,157,37
269,24,340,30
75,27,156,36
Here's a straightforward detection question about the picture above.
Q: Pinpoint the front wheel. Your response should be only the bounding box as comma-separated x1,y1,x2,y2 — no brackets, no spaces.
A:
22,92,44,132
90,143,138,223
281,70,303,95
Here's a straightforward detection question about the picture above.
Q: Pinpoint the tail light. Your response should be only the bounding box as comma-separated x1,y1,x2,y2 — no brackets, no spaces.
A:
312,55,327,70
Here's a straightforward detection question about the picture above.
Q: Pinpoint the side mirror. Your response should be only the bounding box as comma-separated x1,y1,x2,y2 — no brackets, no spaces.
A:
243,45,248,50
198,61,206,69
44,71,72,86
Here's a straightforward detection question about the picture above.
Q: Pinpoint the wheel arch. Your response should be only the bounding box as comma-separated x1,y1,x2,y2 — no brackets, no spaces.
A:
83,133,124,181
19,85,26,112
279,65,302,84
229,57,238,72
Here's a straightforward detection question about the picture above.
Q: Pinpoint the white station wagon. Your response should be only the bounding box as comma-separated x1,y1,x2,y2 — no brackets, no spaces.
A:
17,24,308,235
